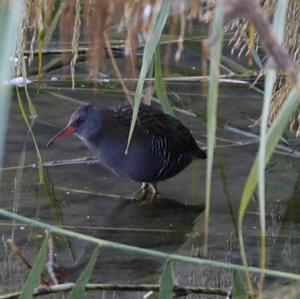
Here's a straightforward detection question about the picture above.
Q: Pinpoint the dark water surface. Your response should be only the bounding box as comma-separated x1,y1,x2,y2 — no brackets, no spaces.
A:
1,47,300,298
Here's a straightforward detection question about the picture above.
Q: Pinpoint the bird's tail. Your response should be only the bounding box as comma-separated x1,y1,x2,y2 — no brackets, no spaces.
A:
194,147,207,159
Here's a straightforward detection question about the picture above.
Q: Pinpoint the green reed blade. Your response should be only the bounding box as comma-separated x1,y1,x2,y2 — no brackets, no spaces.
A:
67,246,100,299
0,2,25,169
2,209,300,281
16,87,44,184
18,235,49,299
159,260,174,299
154,45,174,116
238,86,299,292
22,56,38,118
204,0,224,254
126,0,171,153
240,0,289,293
233,270,248,299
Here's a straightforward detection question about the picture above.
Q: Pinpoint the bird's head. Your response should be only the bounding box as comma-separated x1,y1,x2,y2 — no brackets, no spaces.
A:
47,104,101,147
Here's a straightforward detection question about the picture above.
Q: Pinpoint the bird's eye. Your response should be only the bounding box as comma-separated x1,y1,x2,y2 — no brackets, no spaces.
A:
76,117,85,124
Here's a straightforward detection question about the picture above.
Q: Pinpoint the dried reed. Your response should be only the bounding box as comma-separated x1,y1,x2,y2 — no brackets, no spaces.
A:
226,0,300,134
18,0,207,92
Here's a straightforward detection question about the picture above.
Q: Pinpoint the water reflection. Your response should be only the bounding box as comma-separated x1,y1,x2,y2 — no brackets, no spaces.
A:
1,48,300,298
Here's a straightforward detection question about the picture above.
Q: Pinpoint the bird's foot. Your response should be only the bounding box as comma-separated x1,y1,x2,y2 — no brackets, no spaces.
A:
140,183,159,204
129,183,159,202
129,182,148,201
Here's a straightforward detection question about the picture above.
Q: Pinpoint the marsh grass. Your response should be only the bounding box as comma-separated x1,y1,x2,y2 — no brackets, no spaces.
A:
159,260,174,299
0,2,25,170
204,0,224,256
16,87,44,184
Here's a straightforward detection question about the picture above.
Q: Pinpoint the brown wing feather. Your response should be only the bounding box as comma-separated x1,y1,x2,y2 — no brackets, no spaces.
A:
113,104,205,157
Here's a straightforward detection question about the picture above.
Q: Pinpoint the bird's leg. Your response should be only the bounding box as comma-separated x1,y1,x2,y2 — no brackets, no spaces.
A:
140,182,150,198
140,183,159,203
148,183,159,200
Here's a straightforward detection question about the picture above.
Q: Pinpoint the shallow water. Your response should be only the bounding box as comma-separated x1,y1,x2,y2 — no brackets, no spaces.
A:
1,34,300,299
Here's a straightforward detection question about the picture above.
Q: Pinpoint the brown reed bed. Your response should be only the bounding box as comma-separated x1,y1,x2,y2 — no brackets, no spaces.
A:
226,0,300,134
17,0,214,86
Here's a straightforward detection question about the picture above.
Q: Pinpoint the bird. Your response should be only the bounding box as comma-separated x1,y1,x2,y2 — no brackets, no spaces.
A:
47,104,206,200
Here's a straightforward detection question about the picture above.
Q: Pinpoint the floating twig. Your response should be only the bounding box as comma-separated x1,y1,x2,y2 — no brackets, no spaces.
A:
0,156,99,171
7,239,32,270
46,237,59,285
0,282,229,299
0,221,191,235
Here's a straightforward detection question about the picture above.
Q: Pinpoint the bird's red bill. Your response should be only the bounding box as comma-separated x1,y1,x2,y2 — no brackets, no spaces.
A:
47,126,76,147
